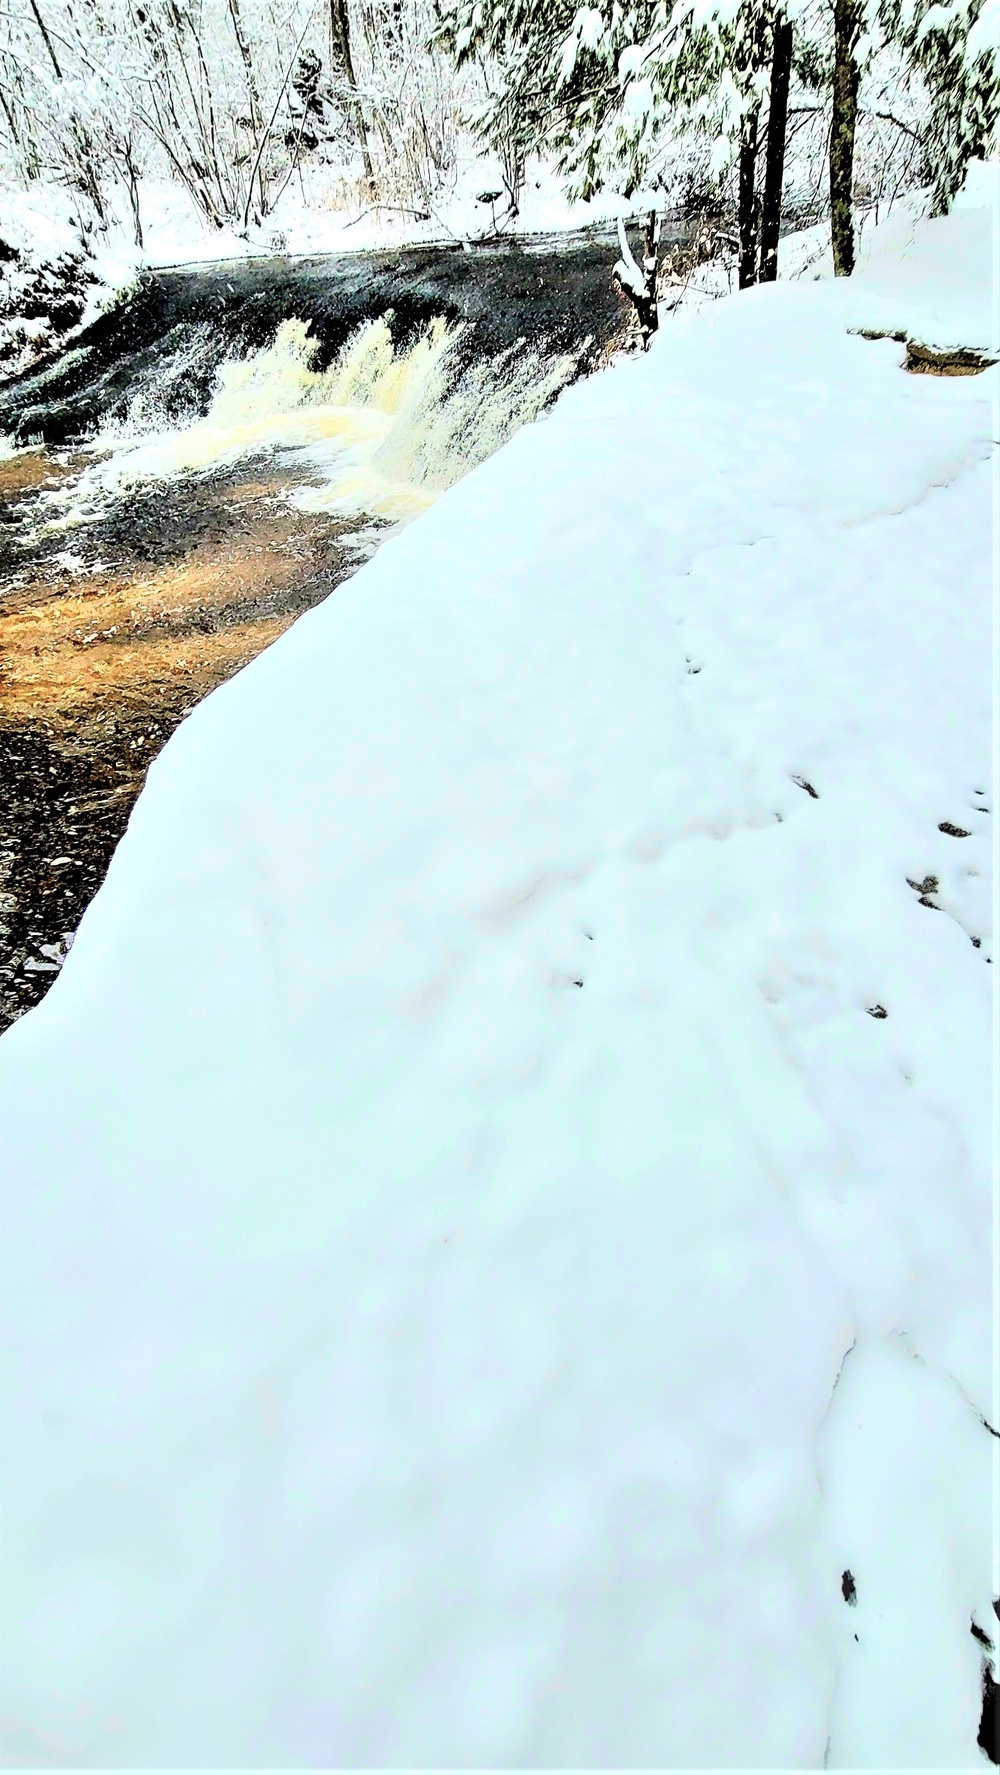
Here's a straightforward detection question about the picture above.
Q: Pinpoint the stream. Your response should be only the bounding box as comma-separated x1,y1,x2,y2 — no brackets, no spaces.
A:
0,230,634,1029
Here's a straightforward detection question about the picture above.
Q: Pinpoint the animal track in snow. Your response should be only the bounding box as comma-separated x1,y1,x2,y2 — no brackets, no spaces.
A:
906,873,940,908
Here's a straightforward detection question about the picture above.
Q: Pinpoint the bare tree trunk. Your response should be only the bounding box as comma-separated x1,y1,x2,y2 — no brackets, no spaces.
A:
758,15,793,284
499,120,524,216
329,0,376,194
26,0,62,78
121,139,144,247
0,77,28,167
129,0,228,229
185,15,230,216
614,209,661,350
226,0,265,220
636,207,661,348
66,118,108,228
830,0,861,275
738,101,760,288
226,0,263,135
240,10,317,230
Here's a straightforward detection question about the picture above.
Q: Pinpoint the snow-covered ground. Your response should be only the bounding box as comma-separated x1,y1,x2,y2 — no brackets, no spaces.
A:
0,185,142,377
0,169,996,1768
0,155,644,303
131,154,647,264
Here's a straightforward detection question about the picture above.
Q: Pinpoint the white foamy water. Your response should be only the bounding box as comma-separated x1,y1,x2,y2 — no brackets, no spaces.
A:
26,314,587,534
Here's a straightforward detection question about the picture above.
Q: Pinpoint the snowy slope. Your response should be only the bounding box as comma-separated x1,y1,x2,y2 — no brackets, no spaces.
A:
0,157,643,283
0,187,141,379
844,175,999,353
130,157,638,265
0,177,996,1768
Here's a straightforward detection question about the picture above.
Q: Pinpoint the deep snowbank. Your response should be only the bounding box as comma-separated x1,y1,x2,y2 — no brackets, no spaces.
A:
0,178,996,1767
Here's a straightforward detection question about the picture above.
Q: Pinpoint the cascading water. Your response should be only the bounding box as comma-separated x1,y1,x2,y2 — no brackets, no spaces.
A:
20,310,588,537
0,238,627,1031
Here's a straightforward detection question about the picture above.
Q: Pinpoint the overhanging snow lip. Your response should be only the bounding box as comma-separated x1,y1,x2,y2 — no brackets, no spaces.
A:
848,327,999,374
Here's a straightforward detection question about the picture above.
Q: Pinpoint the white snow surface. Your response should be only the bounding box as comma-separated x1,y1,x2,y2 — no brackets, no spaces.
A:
0,156,642,278
0,186,997,1769
132,156,635,264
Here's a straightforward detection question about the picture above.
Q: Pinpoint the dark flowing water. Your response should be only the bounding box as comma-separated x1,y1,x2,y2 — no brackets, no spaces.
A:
1,231,635,447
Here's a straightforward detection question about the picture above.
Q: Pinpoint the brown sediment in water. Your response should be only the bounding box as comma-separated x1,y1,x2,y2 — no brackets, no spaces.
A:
3,520,322,716
0,457,371,1031
0,447,81,499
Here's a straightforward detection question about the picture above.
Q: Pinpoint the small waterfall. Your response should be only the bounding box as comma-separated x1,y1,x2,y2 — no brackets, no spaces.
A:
120,323,227,435
28,313,588,534
0,244,621,1036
